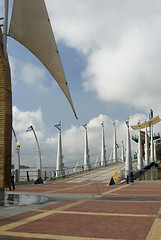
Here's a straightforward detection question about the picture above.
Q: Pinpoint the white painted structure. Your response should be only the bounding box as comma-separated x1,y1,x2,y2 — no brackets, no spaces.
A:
113,122,117,163
150,125,154,162
137,123,143,171
154,141,157,163
26,126,42,178
12,128,21,182
121,140,125,162
144,122,150,166
125,119,132,177
83,123,90,170
101,123,106,166
55,122,64,177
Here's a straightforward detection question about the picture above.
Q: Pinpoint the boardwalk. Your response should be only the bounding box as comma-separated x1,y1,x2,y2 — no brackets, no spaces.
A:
0,163,161,240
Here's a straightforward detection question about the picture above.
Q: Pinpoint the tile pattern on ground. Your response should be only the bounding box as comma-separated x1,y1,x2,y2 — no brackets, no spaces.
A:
1,182,161,240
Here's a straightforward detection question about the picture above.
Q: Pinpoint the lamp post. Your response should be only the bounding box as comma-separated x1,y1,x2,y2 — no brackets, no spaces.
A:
12,127,21,182
26,126,42,178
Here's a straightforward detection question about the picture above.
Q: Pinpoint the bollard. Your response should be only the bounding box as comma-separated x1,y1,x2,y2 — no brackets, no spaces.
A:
26,171,30,182
126,175,129,184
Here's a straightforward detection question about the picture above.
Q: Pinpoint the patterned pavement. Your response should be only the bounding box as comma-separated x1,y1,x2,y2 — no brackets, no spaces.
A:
0,178,161,239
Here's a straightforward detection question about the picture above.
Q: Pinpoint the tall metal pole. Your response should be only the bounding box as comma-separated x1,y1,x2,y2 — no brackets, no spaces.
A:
55,121,64,178
125,119,132,179
137,122,143,171
12,127,21,182
150,124,154,162
113,122,117,163
101,122,106,166
3,0,9,58
26,126,42,177
144,121,150,166
154,141,157,163
83,123,90,170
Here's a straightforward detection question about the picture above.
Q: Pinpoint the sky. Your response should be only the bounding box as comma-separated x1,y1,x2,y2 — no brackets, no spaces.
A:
1,0,161,168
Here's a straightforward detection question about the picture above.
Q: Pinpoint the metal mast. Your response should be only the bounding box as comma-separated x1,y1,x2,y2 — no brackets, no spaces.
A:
113,122,117,163
101,122,106,166
125,119,132,178
26,126,42,177
55,122,64,177
83,123,90,170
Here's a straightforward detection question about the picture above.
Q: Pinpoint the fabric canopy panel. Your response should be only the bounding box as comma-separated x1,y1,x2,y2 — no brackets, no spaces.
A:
131,116,161,130
9,0,77,119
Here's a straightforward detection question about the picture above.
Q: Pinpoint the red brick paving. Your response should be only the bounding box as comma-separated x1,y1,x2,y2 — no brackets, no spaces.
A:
10,213,155,240
0,211,40,227
10,182,120,195
2,181,161,240
64,200,160,215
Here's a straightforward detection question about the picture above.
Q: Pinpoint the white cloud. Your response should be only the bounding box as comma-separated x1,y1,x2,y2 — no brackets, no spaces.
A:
9,56,48,92
13,106,161,168
12,106,45,167
46,0,161,111
13,106,44,136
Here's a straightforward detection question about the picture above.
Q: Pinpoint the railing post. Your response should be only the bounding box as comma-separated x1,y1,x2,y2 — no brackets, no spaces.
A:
26,171,30,182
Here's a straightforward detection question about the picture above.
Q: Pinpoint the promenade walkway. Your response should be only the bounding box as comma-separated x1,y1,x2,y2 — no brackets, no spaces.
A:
0,163,161,240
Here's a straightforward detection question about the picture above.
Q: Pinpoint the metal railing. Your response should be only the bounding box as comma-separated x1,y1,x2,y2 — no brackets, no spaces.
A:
13,158,124,182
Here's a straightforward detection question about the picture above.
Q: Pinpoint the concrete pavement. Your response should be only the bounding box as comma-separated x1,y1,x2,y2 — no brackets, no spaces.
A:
0,164,161,240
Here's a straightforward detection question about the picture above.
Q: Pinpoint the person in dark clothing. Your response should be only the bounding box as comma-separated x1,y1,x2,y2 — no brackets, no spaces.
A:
9,175,15,190
126,175,129,184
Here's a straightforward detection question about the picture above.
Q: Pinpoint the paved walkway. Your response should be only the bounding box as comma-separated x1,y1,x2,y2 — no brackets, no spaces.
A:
0,166,161,240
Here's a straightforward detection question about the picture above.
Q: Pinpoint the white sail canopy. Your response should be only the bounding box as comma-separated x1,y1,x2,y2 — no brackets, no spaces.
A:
9,0,77,119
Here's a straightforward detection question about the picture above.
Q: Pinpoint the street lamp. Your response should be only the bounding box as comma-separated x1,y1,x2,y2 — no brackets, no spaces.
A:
26,126,42,178
12,128,21,182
